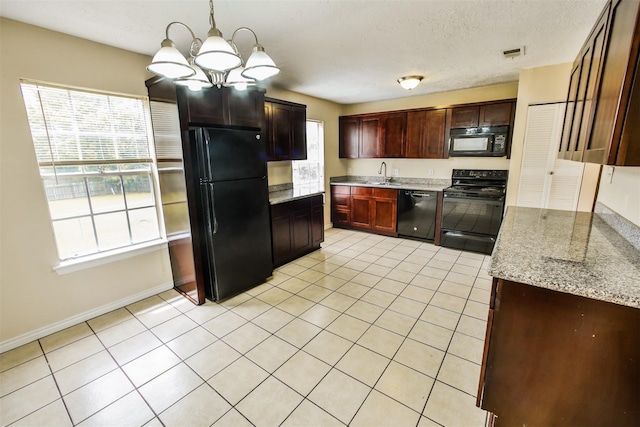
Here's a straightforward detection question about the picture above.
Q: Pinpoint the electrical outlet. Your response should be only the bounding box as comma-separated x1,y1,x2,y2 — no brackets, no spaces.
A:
347,167,352,174
392,168,399,176
428,168,434,176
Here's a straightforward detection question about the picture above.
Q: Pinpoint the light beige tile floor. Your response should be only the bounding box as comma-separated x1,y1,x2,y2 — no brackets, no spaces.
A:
0,228,490,426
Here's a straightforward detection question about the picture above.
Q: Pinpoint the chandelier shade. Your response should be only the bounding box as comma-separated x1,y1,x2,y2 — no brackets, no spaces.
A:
242,45,280,81
194,29,242,72
225,66,256,91
175,63,214,91
147,39,195,79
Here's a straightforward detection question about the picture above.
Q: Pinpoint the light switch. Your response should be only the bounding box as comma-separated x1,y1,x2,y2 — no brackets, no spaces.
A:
428,168,434,176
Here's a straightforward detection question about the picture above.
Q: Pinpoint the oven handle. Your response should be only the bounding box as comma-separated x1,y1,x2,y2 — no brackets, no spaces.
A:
442,231,496,242
407,192,434,198
443,195,505,204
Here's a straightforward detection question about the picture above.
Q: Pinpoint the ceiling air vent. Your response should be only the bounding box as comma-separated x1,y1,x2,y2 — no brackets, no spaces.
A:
502,46,525,59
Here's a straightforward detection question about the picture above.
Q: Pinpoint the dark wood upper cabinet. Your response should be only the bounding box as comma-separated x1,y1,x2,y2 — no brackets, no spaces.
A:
228,90,265,129
359,116,380,158
451,106,480,128
451,103,513,128
291,105,308,160
379,112,407,157
339,100,514,159
406,109,447,159
479,102,513,126
264,98,307,161
175,85,264,130
339,116,360,158
560,0,640,166
425,109,447,158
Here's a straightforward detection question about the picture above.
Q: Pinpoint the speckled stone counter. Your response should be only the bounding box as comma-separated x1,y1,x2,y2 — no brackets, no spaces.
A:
330,175,451,192
490,206,640,308
269,184,324,205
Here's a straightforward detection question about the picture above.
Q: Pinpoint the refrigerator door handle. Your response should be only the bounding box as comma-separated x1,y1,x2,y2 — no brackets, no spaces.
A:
209,183,219,235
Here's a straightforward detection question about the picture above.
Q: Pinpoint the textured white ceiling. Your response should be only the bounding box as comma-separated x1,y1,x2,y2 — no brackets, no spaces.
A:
0,0,607,104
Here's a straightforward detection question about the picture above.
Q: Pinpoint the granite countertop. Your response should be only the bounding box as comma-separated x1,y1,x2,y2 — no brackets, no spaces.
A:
490,206,640,308
330,176,451,192
269,185,324,205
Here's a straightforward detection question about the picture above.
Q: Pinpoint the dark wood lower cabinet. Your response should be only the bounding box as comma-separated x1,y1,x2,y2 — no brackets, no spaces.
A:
330,185,398,237
271,195,324,267
478,278,640,426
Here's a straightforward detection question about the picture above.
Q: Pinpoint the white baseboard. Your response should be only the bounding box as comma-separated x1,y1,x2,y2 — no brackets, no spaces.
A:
0,281,174,354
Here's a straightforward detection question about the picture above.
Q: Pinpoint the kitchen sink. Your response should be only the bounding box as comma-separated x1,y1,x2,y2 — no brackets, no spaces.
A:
365,181,402,186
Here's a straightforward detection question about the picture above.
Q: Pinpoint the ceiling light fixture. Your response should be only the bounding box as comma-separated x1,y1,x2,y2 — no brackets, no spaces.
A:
147,0,279,91
397,75,423,91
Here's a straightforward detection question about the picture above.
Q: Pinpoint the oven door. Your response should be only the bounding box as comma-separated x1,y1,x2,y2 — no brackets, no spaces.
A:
441,195,504,235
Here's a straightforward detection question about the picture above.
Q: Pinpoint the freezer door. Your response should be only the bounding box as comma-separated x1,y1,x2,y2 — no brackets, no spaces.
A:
205,177,273,300
199,127,267,182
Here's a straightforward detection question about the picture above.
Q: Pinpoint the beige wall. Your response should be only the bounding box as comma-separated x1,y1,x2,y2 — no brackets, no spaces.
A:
597,166,640,226
263,85,346,224
0,19,173,349
342,82,518,180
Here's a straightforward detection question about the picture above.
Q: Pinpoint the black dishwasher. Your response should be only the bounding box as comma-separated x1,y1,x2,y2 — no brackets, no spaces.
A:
397,190,437,241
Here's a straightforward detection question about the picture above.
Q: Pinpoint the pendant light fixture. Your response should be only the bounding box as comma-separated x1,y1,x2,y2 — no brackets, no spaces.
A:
397,75,424,90
147,0,279,90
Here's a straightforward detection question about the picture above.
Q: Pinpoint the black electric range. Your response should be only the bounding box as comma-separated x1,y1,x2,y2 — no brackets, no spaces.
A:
440,169,508,255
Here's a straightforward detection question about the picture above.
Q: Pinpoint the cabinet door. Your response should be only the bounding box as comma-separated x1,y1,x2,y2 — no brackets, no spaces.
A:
263,102,275,160
339,116,360,158
559,64,582,159
228,89,264,129
406,109,446,159
371,198,397,234
292,210,312,252
406,110,426,158
479,103,513,126
424,109,447,158
379,112,407,157
586,0,639,165
311,204,324,246
573,20,607,162
291,105,307,160
272,103,292,160
451,106,479,128
360,116,380,158
178,86,228,127
271,214,292,266
351,196,372,228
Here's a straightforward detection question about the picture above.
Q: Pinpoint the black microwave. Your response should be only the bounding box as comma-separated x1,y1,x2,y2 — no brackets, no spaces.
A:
449,126,509,157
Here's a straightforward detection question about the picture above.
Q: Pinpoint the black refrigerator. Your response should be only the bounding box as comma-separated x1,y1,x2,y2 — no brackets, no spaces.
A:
189,127,273,301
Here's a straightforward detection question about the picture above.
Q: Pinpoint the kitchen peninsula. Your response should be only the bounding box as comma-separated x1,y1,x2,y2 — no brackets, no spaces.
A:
477,205,640,426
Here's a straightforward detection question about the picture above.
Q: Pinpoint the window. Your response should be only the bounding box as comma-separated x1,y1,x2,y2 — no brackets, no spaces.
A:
292,120,324,188
20,82,162,261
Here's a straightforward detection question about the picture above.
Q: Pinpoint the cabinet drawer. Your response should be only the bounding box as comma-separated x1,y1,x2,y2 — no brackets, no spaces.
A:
271,197,311,218
331,185,351,195
351,186,373,196
373,188,398,199
332,194,350,209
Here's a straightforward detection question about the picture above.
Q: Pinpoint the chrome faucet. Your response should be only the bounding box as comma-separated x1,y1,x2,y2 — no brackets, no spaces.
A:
378,161,390,182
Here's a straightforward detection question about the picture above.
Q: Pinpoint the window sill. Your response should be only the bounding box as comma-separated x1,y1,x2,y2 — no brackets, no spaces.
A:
54,240,168,275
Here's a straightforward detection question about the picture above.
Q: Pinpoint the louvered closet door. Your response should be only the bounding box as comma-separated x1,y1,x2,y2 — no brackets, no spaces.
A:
517,103,584,211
